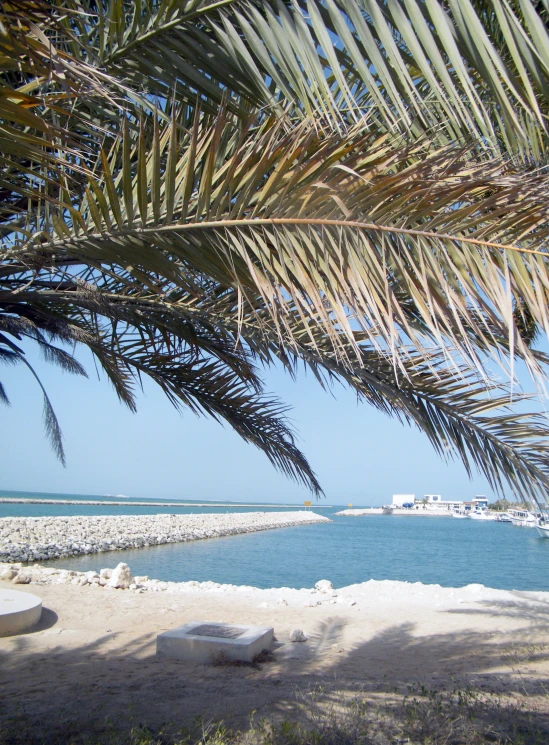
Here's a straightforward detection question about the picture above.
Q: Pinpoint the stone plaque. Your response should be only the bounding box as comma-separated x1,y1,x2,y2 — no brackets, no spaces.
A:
192,624,245,639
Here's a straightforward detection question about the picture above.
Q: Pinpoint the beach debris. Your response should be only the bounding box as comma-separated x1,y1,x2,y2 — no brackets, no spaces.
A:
348,599,357,606
315,579,333,593
304,599,321,607
290,629,307,642
108,563,134,589
277,598,288,606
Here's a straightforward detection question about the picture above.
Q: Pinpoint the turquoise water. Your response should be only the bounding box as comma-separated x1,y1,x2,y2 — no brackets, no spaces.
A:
2,491,549,592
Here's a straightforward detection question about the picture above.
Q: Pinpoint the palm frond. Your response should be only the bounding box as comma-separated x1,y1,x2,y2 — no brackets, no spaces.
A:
0,337,66,465
9,112,549,380
0,380,9,405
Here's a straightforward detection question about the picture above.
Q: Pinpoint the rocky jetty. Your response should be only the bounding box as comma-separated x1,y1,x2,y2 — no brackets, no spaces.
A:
0,511,330,563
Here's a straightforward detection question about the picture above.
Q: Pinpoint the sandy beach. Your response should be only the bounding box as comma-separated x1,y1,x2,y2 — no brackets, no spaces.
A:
2,565,549,743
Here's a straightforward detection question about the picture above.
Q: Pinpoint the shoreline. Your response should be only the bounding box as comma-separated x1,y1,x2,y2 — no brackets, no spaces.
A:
0,498,333,508
337,507,454,517
4,558,549,599
0,511,330,563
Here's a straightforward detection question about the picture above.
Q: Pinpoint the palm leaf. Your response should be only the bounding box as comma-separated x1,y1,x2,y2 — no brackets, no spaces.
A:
10,112,549,381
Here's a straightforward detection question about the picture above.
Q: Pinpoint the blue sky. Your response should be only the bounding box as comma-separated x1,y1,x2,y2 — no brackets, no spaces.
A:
0,340,541,504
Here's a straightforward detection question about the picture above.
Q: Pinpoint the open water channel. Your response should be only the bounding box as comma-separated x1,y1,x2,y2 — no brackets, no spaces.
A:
1,490,548,592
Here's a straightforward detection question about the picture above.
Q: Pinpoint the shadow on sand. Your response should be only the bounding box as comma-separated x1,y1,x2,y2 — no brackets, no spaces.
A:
1,594,549,743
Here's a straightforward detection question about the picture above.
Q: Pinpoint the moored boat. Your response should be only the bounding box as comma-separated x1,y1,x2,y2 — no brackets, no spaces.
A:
536,522,549,539
495,512,512,523
469,509,497,520
508,509,537,527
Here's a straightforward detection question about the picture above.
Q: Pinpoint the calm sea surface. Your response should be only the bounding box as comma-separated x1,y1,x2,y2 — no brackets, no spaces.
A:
1,491,548,592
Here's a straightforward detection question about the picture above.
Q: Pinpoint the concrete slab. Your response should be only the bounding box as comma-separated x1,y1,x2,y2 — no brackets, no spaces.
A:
0,589,42,637
157,620,274,663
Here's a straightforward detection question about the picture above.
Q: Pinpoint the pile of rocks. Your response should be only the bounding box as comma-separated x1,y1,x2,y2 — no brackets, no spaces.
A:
0,563,358,609
1,561,148,592
0,511,330,563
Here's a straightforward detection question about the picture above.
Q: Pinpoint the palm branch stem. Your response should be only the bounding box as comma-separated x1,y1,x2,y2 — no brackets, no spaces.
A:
17,217,549,259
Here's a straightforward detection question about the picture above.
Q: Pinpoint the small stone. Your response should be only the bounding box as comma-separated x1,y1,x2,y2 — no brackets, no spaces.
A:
277,598,288,606
315,579,333,593
108,563,134,589
290,629,307,642
99,568,113,580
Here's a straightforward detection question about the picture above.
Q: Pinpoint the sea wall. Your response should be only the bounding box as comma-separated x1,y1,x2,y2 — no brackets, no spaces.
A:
0,511,330,563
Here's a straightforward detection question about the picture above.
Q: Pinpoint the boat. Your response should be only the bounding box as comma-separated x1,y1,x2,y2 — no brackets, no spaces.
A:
508,509,537,527
452,511,469,519
495,512,512,523
382,505,394,515
536,522,549,539
469,509,496,520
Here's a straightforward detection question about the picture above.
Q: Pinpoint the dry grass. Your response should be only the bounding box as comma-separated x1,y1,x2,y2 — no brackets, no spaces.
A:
2,682,549,745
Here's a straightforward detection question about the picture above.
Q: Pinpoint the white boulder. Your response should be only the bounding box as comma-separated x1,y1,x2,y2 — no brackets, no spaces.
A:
315,579,333,593
108,563,134,589
12,572,31,584
290,629,307,642
1,567,18,581
99,568,113,580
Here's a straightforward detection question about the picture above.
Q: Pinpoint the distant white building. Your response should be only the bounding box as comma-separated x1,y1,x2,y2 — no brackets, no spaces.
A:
391,494,490,512
392,494,415,507
423,494,463,511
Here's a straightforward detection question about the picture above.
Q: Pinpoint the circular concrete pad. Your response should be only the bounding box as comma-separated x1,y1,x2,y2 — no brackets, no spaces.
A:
0,589,42,637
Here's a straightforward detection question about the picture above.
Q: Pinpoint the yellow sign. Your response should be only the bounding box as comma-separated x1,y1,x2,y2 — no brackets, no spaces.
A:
304,501,312,507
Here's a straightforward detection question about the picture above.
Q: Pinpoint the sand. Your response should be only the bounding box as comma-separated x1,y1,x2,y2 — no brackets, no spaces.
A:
2,573,549,742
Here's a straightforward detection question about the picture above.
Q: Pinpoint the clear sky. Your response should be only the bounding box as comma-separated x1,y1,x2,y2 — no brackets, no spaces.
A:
0,339,542,505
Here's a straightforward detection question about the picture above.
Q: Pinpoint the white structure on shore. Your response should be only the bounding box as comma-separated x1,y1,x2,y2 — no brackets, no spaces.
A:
391,494,490,512
392,494,415,507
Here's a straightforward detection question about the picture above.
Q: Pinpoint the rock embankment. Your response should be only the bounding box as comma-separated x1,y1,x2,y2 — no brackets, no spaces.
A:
0,561,362,607
0,511,330,564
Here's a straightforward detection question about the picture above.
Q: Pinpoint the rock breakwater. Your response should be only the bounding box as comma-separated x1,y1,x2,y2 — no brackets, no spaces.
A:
0,511,330,563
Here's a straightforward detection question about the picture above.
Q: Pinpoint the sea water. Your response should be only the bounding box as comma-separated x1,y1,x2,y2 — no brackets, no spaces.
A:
1,491,548,592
